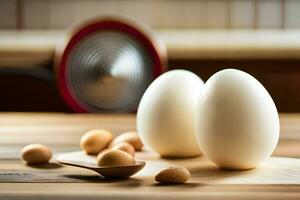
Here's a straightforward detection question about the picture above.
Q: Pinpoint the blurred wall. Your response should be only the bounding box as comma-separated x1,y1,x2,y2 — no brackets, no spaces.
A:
1,0,300,112
1,0,300,30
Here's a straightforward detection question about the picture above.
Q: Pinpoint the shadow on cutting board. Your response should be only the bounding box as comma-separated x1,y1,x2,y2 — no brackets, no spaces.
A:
62,174,143,186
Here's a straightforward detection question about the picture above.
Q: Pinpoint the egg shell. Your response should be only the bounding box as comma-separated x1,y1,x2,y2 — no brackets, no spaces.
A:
97,149,135,167
196,69,280,170
21,144,52,165
137,70,204,157
80,129,113,155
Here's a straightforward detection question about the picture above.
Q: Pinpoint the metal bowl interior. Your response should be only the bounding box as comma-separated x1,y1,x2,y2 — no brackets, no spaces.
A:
66,31,154,112
56,18,166,113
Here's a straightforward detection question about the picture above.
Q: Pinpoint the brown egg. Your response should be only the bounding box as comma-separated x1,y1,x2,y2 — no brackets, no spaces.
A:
21,144,52,165
80,129,113,155
97,149,135,167
110,142,135,156
155,166,190,184
109,131,143,151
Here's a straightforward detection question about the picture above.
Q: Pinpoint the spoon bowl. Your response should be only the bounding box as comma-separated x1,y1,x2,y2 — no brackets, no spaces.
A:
56,152,145,178
58,159,145,178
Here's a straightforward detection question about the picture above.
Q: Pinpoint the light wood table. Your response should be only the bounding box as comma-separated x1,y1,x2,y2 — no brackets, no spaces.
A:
0,113,299,200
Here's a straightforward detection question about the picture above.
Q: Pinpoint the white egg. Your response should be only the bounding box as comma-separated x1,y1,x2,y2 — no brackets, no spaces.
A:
137,70,204,157
196,69,279,170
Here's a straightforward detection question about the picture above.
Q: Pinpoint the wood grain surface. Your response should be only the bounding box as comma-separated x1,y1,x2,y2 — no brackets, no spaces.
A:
0,113,299,200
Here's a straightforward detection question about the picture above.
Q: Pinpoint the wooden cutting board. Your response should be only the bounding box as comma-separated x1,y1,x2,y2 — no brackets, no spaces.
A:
0,113,299,200
0,150,299,185
0,151,299,200
56,151,300,184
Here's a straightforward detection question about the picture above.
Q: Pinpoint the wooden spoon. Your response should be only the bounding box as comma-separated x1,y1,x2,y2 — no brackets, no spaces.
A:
57,159,146,178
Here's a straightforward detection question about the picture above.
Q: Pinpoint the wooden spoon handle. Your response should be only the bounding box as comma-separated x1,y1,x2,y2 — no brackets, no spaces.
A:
57,159,96,169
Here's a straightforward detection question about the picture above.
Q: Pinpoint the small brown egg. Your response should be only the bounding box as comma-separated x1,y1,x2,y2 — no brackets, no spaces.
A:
109,131,143,151
155,166,190,184
80,129,113,155
97,149,135,167
110,142,135,156
21,144,52,165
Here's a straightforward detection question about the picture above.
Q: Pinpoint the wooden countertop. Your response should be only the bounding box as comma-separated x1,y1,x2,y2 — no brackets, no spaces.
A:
1,30,300,67
0,31,60,67
0,113,299,200
159,30,300,60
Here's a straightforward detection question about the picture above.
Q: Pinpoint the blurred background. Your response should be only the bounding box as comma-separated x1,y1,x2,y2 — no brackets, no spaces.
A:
0,0,300,112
